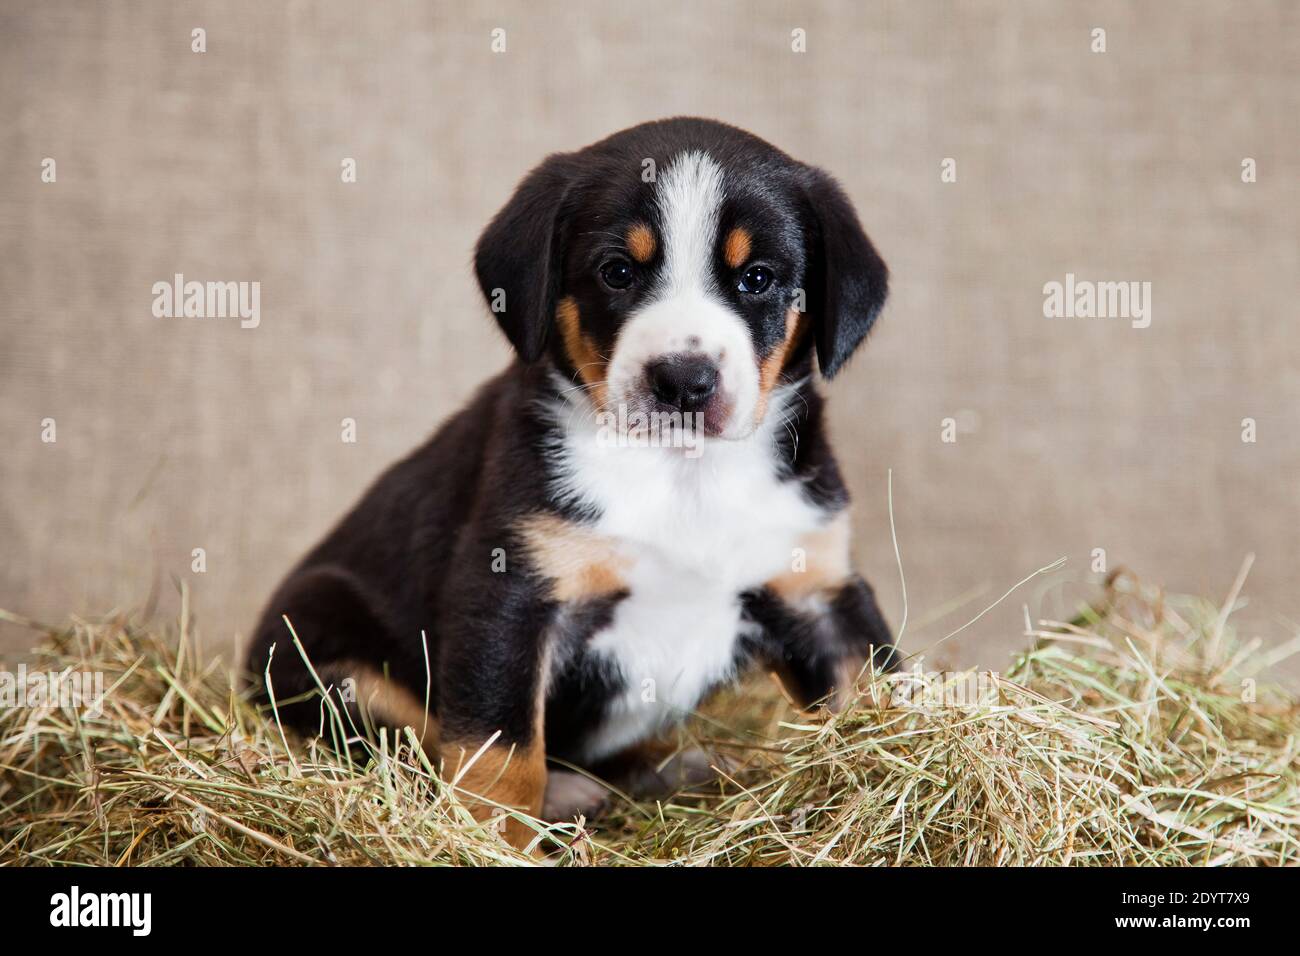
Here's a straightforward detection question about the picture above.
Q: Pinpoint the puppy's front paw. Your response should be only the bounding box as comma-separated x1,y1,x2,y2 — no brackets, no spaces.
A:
542,770,610,822
621,747,728,799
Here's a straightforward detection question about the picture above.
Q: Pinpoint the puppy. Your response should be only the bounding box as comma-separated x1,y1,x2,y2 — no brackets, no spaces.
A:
246,117,896,849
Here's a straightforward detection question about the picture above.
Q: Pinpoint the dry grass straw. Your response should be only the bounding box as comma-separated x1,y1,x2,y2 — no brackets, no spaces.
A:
2,569,1297,866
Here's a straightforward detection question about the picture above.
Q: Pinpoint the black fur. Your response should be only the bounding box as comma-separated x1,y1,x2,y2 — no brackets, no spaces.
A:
740,577,896,709
800,167,890,378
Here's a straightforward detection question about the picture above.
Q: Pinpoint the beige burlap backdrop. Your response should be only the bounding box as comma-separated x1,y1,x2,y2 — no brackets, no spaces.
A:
2,1,1297,680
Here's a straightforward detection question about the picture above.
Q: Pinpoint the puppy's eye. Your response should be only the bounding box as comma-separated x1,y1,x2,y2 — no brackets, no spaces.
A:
738,265,774,294
600,259,635,291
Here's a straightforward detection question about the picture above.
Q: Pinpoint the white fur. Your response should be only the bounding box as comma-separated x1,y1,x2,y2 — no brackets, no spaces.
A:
655,150,725,298
604,151,762,440
544,382,823,763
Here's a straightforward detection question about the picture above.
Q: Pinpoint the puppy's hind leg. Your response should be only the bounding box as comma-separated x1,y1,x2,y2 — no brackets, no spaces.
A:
246,566,432,750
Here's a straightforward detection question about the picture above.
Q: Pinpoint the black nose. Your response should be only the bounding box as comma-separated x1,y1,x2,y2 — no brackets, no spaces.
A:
646,355,719,412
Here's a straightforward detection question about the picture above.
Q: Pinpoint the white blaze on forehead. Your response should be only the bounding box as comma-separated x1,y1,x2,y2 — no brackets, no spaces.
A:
599,149,763,440
654,151,726,297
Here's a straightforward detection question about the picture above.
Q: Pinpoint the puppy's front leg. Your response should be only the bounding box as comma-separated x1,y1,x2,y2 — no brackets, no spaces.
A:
746,513,895,711
747,574,895,712
438,626,549,852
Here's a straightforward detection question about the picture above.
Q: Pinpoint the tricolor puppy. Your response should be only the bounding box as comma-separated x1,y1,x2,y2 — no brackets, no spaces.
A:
247,118,896,849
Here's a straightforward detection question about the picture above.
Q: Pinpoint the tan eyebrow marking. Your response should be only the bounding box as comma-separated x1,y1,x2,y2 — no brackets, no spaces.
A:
723,227,752,269
626,223,656,263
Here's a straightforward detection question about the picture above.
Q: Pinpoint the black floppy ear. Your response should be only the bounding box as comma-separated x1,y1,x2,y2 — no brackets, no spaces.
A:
800,168,889,379
474,153,575,363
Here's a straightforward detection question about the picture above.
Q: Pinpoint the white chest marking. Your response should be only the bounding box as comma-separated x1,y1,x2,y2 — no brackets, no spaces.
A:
541,149,826,761
546,385,823,762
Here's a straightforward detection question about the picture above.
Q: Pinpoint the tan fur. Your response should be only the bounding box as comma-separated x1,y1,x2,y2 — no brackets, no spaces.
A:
517,512,629,601
754,308,808,422
441,646,551,852
626,222,656,263
764,512,875,712
320,661,439,756
723,226,752,269
444,743,545,810
765,510,852,603
556,296,608,407
442,737,547,849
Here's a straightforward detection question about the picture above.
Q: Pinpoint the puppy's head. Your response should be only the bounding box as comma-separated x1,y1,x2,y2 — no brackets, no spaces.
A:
474,118,888,440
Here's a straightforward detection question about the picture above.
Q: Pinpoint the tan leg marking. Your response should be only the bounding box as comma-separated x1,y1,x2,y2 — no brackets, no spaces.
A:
556,296,608,407
626,222,656,263
764,513,879,712
723,226,752,269
517,513,629,602
754,308,808,423
320,662,439,756
441,650,549,852
442,739,547,850
765,510,852,603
